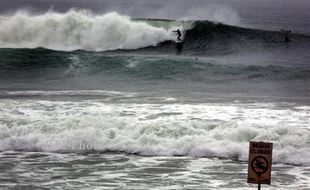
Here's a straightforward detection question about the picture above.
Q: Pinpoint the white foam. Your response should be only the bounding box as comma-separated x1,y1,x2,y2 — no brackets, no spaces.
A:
0,99,309,166
0,10,174,51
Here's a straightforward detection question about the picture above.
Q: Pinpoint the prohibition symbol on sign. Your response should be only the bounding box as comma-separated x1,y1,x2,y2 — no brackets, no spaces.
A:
251,156,268,175
248,142,273,184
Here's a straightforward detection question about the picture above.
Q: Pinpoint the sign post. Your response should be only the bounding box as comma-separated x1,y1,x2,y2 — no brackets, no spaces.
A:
247,141,273,189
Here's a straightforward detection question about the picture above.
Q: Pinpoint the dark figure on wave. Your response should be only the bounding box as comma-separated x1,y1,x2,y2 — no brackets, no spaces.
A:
281,29,291,42
173,29,182,42
173,28,183,54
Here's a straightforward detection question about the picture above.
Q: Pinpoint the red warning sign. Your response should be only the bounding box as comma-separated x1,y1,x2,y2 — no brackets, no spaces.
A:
247,142,273,184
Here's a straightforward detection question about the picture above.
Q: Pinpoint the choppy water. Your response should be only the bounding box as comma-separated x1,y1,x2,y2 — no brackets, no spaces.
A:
1,152,309,190
0,9,309,190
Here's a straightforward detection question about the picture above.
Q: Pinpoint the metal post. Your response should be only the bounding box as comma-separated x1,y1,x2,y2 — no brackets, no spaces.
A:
258,183,261,190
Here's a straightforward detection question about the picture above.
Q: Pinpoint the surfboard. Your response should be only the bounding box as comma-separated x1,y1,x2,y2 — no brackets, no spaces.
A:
176,41,183,51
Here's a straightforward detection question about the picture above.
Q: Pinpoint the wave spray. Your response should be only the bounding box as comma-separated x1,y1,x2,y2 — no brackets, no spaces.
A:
0,10,174,51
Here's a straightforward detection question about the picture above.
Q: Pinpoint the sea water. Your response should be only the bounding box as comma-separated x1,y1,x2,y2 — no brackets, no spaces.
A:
0,6,309,190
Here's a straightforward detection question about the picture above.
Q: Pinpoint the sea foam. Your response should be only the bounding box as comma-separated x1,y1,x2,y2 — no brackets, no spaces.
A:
0,98,309,166
0,10,174,51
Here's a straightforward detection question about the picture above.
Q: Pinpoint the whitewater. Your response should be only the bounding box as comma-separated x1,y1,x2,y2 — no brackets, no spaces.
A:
0,8,310,190
0,10,175,51
1,98,309,165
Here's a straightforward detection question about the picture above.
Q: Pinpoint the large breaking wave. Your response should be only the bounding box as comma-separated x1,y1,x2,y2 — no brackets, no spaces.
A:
0,10,174,51
1,9,310,53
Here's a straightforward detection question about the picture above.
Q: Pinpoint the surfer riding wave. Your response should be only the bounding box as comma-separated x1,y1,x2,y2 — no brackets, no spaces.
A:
173,29,182,42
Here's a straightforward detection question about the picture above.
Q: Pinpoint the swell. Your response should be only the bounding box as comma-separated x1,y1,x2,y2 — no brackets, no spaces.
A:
1,10,310,54
0,49,310,84
133,19,310,55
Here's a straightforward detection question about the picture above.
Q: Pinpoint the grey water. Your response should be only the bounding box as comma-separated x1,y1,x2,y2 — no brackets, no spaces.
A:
0,1,310,189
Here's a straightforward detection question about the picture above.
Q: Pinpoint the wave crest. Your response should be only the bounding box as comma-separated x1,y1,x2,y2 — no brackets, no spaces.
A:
0,100,309,166
0,10,173,51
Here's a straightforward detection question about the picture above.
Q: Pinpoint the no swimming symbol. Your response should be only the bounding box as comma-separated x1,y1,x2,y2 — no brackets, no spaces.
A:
251,156,268,176
247,141,273,185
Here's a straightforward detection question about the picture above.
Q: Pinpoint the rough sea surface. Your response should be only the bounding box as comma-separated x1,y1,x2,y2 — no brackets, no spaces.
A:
0,3,309,189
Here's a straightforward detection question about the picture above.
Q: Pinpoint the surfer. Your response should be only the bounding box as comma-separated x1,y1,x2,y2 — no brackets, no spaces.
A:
173,29,182,42
173,28,183,54
281,29,291,42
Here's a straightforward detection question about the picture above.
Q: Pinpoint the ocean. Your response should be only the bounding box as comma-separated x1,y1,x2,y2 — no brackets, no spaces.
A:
0,4,309,190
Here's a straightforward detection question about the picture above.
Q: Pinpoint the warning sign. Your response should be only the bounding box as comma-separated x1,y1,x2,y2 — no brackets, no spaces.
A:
247,141,273,184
